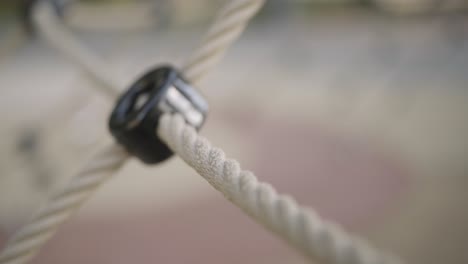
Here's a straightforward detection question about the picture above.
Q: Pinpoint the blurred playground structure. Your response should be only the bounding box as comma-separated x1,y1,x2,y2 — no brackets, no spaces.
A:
0,1,467,263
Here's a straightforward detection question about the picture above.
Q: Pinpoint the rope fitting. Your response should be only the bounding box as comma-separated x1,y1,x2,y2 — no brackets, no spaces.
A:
20,0,70,34
109,65,208,164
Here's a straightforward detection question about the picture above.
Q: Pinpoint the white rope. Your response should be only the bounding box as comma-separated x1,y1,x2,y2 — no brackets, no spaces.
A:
0,143,128,264
158,113,401,264
0,1,402,264
182,0,265,83
33,1,122,98
0,1,265,263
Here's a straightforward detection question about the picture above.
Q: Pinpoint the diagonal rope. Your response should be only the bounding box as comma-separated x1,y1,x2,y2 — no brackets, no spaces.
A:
158,113,402,264
33,1,122,98
182,0,266,83
0,143,128,264
0,1,403,264
0,1,266,264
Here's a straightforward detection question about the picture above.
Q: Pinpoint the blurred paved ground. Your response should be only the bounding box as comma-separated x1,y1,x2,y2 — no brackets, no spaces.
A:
0,6,467,264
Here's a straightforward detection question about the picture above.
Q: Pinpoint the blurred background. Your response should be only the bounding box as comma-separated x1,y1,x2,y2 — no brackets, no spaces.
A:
0,0,468,263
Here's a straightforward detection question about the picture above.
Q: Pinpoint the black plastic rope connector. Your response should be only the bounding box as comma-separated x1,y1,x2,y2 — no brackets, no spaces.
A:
20,0,70,34
109,65,209,164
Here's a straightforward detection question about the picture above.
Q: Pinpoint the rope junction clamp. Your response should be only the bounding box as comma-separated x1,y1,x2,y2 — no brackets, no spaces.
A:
21,0,71,34
109,65,209,164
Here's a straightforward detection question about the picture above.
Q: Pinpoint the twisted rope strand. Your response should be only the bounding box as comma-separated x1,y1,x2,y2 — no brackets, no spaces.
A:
33,1,122,97
0,144,128,264
158,113,402,264
182,0,265,83
0,1,265,263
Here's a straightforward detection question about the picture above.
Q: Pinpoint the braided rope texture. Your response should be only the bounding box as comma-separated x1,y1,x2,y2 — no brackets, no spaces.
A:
158,113,402,264
0,144,128,264
182,0,265,82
